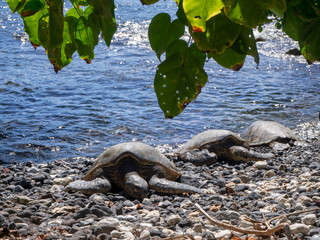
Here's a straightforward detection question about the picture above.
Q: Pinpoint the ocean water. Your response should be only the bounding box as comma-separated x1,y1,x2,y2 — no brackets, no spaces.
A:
0,0,319,163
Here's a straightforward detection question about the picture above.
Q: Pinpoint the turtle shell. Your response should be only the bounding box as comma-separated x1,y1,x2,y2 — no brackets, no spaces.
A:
84,142,181,182
178,129,249,154
241,121,299,146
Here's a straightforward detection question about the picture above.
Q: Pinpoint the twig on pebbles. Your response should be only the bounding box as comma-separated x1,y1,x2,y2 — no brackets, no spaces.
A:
195,203,320,238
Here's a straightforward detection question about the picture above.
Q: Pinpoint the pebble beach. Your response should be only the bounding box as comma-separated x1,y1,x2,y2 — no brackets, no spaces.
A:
0,121,319,240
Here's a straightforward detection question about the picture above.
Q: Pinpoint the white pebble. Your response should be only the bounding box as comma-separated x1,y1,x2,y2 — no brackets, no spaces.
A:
166,214,181,227
255,161,268,169
53,177,73,186
139,230,151,239
215,230,232,239
290,223,310,235
302,214,317,225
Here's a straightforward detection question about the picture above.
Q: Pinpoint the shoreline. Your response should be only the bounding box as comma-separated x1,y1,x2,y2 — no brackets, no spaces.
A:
0,121,319,239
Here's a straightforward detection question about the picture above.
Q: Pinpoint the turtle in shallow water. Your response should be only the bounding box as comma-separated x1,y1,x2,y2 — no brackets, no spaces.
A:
66,142,203,199
241,121,300,150
177,129,274,165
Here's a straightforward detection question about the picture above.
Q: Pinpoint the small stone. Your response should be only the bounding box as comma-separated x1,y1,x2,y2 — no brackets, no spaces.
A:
97,233,111,240
215,230,232,239
53,176,73,186
255,161,268,169
239,220,253,229
138,222,153,231
299,172,311,179
73,208,91,220
13,195,32,204
123,200,134,207
161,228,174,237
98,218,120,229
140,230,151,239
110,230,135,240
193,223,203,233
166,214,181,227
52,206,78,214
264,170,277,178
311,235,320,240
290,223,310,235
302,214,317,225
145,210,160,223
278,164,287,171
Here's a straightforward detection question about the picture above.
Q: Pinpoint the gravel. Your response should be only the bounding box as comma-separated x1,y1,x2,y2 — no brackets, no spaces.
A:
0,121,319,239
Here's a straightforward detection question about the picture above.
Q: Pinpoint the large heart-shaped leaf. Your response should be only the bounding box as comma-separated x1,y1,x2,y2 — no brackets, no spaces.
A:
183,0,224,32
223,0,268,28
155,41,207,118
209,25,259,69
191,13,241,53
148,13,185,60
66,6,100,64
90,0,117,46
298,17,320,63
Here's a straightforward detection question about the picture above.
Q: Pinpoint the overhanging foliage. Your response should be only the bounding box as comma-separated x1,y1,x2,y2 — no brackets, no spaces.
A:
6,0,320,118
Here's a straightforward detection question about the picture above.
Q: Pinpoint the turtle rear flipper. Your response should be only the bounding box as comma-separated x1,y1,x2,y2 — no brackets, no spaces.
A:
229,146,274,162
66,178,112,195
149,175,204,195
179,149,218,166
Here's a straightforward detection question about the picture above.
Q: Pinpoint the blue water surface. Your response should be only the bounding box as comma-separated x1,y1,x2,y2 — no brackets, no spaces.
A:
0,0,319,163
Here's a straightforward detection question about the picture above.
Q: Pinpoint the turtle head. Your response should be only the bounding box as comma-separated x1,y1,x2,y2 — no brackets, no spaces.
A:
123,172,149,199
230,146,274,162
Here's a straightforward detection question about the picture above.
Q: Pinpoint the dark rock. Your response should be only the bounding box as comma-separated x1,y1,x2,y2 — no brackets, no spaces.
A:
0,214,8,227
73,208,91,220
178,219,193,228
93,222,117,235
248,191,262,200
97,233,112,240
91,207,107,218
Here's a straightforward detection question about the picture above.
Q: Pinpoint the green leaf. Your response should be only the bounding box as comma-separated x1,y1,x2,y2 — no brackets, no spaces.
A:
6,0,25,13
90,0,117,47
183,0,224,32
18,0,45,17
209,43,246,70
48,0,64,51
298,17,320,63
223,0,268,28
268,0,286,17
176,0,188,26
140,0,160,5
148,13,185,60
66,6,100,64
22,6,48,47
191,13,241,53
155,42,208,118
283,1,301,41
239,26,259,65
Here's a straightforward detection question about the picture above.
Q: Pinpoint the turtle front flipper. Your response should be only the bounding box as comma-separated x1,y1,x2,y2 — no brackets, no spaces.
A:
123,172,149,199
229,146,274,162
66,178,112,195
179,149,218,166
149,175,204,195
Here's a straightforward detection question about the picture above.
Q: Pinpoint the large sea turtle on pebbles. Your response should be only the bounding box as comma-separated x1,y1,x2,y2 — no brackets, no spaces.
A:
176,129,274,166
66,142,203,199
241,121,300,150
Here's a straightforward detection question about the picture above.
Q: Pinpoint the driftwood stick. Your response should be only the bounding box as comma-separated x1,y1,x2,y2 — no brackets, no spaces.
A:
267,207,320,225
195,203,286,236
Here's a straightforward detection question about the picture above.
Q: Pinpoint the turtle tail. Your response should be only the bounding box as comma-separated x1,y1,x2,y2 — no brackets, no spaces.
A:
148,175,204,195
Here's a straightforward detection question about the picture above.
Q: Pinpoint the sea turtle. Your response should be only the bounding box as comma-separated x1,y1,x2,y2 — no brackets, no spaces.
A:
241,120,300,150
66,142,203,199
177,129,274,165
